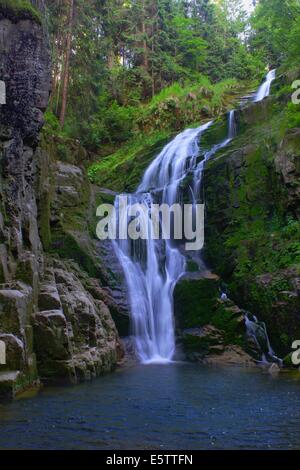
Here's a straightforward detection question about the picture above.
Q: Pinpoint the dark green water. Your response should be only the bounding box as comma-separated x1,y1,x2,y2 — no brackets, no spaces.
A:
0,363,300,450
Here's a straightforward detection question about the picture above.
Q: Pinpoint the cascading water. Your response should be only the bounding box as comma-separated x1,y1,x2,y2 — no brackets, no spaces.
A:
245,314,282,365
112,114,236,364
112,71,275,364
253,69,276,102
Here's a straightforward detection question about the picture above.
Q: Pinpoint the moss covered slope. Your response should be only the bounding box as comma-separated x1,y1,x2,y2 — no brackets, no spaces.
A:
203,72,300,356
88,79,255,193
0,0,41,23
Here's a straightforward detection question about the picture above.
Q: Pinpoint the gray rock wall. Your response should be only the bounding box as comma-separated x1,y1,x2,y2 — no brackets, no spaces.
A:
0,5,122,400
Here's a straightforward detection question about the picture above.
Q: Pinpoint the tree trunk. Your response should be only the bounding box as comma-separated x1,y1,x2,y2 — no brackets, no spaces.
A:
59,0,74,127
141,0,148,71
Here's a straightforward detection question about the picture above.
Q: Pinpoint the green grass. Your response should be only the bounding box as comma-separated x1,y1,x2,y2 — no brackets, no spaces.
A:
88,130,173,192
148,76,212,107
0,0,41,23
88,77,254,192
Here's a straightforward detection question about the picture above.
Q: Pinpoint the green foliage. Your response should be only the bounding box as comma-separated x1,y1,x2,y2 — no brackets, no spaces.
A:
285,102,300,129
0,0,41,23
250,0,300,66
88,130,172,192
44,0,265,148
202,81,300,355
88,78,251,191
171,15,207,72
44,110,61,134
288,14,300,63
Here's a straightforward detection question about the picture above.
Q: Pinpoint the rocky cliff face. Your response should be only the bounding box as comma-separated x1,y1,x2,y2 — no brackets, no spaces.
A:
202,91,300,358
172,78,300,365
0,3,122,399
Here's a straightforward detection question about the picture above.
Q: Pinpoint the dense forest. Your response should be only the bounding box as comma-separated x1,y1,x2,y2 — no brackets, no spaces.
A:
42,0,300,151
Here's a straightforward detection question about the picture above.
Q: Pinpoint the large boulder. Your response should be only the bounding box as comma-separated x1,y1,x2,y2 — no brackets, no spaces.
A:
174,273,251,363
33,259,122,384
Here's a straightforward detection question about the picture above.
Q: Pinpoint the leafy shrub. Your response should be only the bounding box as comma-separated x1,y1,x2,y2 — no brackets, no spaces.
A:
285,102,300,128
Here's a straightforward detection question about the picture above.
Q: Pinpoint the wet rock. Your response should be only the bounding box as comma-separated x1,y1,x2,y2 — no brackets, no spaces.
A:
275,128,300,218
0,5,123,399
0,334,25,370
33,261,121,383
182,325,225,360
205,345,255,366
268,363,281,375
34,310,71,362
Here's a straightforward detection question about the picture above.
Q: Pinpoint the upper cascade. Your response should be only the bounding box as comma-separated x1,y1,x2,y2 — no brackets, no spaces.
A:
253,69,276,102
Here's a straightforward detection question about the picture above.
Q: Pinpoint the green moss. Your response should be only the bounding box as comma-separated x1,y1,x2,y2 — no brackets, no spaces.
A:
88,131,173,192
198,116,229,153
211,304,244,347
50,231,102,280
174,277,220,329
186,260,199,273
182,334,220,354
0,0,42,24
87,79,255,192
202,75,300,355
174,276,245,350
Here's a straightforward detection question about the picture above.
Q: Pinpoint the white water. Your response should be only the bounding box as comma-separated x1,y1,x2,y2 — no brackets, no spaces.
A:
245,314,282,365
113,113,236,363
253,69,276,102
113,71,275,364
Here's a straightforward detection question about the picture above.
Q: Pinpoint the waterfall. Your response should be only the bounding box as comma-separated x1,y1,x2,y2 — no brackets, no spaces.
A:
245,315,282,365
112,113,236,364
253,69,276,102
112,71,275,364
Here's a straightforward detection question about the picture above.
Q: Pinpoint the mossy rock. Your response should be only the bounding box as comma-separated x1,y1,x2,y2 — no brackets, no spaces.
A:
186,260,200,273
50,231,103,281
182,326,224,355
88,131,175,192
0,0,42,24
198,116,229,155
0,370,39,401
174,275,221,329
202,77,300,356
174,274,246,350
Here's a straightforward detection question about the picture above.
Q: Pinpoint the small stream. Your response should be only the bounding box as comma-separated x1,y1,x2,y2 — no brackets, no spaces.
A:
0,363,300,450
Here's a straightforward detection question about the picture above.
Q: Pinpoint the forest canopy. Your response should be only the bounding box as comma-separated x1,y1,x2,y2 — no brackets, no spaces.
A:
43,0,300,149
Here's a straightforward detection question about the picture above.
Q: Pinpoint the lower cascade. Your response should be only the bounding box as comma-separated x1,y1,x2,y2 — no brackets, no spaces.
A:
112,70,276,364
245,315,282,365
